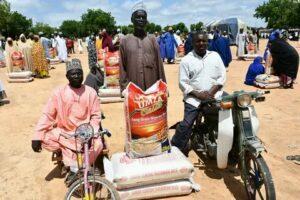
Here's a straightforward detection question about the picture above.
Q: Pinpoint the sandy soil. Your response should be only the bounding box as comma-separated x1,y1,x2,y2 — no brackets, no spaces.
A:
0,39,299,200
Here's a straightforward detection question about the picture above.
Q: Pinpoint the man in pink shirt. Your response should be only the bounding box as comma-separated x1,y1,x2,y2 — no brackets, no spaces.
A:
31,58,102,171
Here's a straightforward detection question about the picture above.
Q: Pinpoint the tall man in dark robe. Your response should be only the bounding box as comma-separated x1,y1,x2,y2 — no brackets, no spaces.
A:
119,8,166,91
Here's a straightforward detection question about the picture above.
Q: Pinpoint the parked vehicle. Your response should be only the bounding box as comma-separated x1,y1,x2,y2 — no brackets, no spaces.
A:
191,90,275,200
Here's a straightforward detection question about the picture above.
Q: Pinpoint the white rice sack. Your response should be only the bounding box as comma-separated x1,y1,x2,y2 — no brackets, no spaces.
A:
118,180,199,200
8,77,33,83
255,74,280,84
7,71,32,79
99,96,123,104
105,146,194,190
99,88,121,97
254,81,280,89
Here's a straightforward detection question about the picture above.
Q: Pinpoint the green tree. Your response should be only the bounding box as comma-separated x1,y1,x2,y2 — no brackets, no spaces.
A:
31,22,56,37
190,21,204,31
145,22,162,33
254,0,300,28
164,22,188,33
0,0,11,35
6,11,32,38
60,20,83,38
81,9,116,35
118,25,134,35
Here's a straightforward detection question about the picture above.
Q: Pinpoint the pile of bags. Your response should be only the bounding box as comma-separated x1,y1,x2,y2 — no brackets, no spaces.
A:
105,147,200,200
98,50,123,104
8,51,33,83
254,74,280,89
49,48,60,65
104,80,200,199
7,71,33,83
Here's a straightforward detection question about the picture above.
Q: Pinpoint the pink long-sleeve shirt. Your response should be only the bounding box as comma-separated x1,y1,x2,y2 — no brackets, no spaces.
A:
34,84,101,141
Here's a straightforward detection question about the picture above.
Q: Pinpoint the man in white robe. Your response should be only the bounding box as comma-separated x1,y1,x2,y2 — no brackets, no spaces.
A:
56,33,68,62
236,29,246,59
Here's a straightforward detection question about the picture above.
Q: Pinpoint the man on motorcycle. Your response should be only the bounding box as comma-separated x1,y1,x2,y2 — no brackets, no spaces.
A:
31,58,103,172
171,32,226,156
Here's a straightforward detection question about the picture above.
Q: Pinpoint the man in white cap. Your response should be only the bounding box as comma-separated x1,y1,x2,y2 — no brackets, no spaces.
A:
32,58,103,174
119,4,166,91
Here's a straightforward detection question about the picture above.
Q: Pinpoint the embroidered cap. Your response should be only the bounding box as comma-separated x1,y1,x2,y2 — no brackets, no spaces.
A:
66,58,82,72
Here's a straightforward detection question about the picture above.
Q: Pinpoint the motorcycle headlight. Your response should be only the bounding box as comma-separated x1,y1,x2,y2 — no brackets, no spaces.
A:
237,94,252,108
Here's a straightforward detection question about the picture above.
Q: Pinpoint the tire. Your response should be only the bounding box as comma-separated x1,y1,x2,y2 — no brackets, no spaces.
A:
65,176,120,200
244,153,276,200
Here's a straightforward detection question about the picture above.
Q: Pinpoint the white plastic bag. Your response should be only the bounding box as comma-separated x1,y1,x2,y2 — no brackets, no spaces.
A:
105,147,194,190
118,180,199,200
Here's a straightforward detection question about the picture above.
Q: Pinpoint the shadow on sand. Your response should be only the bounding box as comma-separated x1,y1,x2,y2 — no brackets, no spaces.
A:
45,164,67,181
193,152,247,200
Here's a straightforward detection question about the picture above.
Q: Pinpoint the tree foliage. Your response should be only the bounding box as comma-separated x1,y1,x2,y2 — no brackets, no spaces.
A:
164,22,188,33
145,22,162,33
0,0,32,38
190,21,204,31
81,9,116,35
254,0,300,28
31,22,56,37
60,20,83,38
6,11,32,39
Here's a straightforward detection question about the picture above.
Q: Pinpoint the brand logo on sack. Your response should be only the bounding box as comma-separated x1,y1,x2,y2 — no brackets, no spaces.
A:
134,92,165,115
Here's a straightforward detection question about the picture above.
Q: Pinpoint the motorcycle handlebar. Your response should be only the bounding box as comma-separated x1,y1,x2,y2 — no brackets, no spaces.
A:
59,129,112,139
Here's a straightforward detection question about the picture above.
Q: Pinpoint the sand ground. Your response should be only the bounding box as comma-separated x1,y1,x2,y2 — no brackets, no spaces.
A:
0,39,299,200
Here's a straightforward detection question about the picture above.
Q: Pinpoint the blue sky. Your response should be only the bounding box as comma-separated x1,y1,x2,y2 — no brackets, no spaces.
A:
7,0,267,28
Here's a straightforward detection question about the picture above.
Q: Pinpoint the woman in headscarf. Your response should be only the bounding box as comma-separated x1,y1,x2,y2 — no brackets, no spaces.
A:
18,34,34,72
5,37,18,72
31,35,49,78
244,56,265,85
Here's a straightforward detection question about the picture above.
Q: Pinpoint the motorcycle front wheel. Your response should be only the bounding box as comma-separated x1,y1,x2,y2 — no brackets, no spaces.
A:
65,176,120,200
244,152,276,200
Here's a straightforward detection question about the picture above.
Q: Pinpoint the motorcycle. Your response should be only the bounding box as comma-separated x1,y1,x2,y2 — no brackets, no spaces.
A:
191,90,276,200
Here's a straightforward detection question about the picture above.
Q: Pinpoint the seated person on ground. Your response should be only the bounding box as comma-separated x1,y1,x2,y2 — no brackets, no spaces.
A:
31,59,103,172
171,32,226,156
244,56,265,85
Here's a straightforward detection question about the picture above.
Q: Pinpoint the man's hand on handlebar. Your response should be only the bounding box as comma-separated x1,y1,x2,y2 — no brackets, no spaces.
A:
31,140,42,152
190,90,214,101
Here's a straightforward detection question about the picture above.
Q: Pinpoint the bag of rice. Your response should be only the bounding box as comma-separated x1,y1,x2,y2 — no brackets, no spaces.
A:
104,51,120,88
123,80,170,158
255,74,280,84
11,51,24,70
104,147,195,190
118,180,198,200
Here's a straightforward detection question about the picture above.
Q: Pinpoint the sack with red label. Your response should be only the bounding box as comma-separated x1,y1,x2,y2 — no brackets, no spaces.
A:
11,51,24,70
104,51,120,88
177,44,185,57
123,80,170,158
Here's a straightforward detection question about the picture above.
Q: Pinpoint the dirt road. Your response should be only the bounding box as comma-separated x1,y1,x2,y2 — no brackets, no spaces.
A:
0,39,299,199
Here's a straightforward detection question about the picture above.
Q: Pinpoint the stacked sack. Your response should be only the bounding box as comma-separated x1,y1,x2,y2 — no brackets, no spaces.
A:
49,48,60,65
104,80,200,199
8,51,33,83
98,50,123,104
254,74,280,89
105,147,200,200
